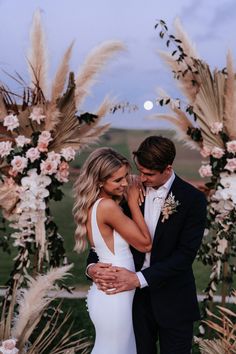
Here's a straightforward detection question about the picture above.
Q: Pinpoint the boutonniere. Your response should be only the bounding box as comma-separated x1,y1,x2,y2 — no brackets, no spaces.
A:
161,192,180,222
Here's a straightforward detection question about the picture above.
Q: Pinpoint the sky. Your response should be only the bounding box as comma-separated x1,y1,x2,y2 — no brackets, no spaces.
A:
0,0,236,129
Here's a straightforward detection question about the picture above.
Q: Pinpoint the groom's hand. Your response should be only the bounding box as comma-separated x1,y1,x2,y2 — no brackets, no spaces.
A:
95,266,140,294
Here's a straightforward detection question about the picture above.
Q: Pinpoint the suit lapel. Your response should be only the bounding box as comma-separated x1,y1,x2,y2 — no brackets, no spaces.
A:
152,175,183,244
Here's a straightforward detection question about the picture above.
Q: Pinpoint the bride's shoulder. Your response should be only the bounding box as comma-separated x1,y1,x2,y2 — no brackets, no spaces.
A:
98,198,119,211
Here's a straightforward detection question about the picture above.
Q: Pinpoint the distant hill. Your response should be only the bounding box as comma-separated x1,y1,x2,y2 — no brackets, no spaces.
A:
71,128,203,180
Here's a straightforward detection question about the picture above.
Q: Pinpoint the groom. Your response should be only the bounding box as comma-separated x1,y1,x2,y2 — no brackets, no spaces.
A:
87,135,207,354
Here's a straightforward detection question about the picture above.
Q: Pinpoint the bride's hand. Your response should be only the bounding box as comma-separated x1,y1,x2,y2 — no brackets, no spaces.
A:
87,262,112,282
127,175,145,206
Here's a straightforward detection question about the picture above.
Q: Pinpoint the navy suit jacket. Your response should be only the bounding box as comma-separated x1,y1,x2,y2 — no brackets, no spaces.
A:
87,175,207,327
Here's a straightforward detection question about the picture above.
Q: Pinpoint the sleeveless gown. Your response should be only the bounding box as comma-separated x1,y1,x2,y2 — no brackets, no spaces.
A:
86,198,137,354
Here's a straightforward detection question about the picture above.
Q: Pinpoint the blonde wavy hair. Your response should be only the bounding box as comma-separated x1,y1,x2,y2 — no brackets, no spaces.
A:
73,147,130,253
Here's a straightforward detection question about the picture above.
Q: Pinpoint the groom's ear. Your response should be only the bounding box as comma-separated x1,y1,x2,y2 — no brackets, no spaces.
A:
163,165,172,176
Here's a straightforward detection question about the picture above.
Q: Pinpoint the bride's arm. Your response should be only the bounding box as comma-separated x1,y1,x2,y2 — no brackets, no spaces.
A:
100,198,151,252
126,182,149,241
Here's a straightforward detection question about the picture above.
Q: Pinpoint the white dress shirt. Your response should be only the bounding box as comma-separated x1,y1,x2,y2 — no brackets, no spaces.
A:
136,172,175,288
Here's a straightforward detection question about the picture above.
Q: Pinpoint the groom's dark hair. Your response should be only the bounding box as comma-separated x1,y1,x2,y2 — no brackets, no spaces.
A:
133,135,176,172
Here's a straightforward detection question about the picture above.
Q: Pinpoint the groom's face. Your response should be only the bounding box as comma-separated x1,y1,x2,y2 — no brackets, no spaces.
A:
136,162,171,189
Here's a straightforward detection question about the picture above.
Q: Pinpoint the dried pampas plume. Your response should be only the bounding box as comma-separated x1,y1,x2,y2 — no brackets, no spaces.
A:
1,10,125,157
153,19,236,150
27,9,48,94
75,40,126,107
12,264,73,348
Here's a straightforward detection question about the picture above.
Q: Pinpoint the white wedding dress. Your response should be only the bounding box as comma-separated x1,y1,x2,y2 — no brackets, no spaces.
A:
86,198,137,354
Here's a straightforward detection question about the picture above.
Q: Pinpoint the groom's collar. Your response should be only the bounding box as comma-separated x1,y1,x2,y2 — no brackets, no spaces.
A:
146,172,175,195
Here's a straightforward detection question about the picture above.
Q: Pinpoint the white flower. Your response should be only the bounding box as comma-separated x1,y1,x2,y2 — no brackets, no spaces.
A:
11,156,28,173
211,173,236,205
22,169,51,189
211,147,224,159
199,164,212,178
0,141,13,157
61,147,76,161
26,147,40,162
19,190,37,210
3,114,19,131
226,140,236,154
220,172,236,189
15,135,31,147
21,170,51,198
210,122,223,134
29,106,46,124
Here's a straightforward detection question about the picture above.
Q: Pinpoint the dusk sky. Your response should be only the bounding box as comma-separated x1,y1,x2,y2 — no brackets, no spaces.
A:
0,0,236,129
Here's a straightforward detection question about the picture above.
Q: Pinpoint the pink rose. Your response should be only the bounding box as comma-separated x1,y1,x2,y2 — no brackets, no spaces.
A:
38,131,52,144
61,147,76,161
37,131,52,152
11,156,28,173
55,161,69,182
199,164,213,178
226,140,236,154
224,158,236,172
40,159,58,175
26,147,40,162
0,339,18,354
211,147,225,159
210,122,223,134
200,146,211,158
37,141,49,152
3,114,19,131
47,151,61,164
0,141,13,157
2,339,16,350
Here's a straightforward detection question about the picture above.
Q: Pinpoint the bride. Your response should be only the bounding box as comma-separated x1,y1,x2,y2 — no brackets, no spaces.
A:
73,147,151,354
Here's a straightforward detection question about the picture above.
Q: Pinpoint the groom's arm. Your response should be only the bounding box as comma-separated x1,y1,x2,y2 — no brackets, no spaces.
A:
97,190,206,294
141,191,207,288
87,248,99,267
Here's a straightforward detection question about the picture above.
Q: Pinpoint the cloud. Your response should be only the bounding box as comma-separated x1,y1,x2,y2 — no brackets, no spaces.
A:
180,0,204,19
210,0,236,27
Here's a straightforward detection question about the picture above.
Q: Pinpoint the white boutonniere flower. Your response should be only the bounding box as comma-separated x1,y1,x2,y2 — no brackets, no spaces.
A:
161,192,180,222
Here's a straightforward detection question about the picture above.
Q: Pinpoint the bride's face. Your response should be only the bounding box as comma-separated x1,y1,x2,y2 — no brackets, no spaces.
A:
101,165,129,198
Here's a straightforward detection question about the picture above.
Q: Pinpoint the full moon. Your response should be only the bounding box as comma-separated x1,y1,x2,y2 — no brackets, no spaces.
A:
143,100,153,110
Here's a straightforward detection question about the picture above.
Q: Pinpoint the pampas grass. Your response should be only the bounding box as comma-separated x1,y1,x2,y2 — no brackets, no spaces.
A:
0,264,91,353
1,11,124,156
75,40,126,108
27,9,48,95
195,291,236,353
12,265,73,343
154,19,236,151
224,50,236,140
51,42,74,103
